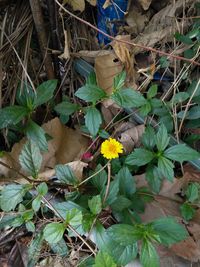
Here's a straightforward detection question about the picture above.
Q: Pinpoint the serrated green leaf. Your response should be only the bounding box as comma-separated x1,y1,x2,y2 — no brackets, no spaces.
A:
152,217,188,245
180,202,196,221
91,164,107,192
0,184,31,211
94,251,116,267
37,182,48,196
75,85,106,102
147,84,158,99
174,32,193,44
55,164,78,185
19,140,42,178
171,92,189,105
50,238,69,257
101,179,119,206
111,88,147,108
88,195,102,215
185,183,200,202
141,126,156,149
86,71,97,85
111,196,132,211
125,148,154,166
54,101,79,116
43,222,65,244
65,208,82,226
107,224,139,245
34,80,57,107
146,166,163,193
0,106,29,129
28,232,43,267
16,82,36,109
26,221,35,232
25,120,48,152
107,240,138,266
158,156,174,181
140,240,159,267
164,144,200,162
113,71,126,91
139,101,152,116
115,167,136,197
156,124,170,151
32,195,42,212
85,106,102,136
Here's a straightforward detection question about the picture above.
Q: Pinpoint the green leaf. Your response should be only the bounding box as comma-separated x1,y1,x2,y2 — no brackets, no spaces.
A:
159,57,170,68
26,221,35,232
107,224,139,245
34,80,57,107
27,232,43,267
125,148,154,166
25,120,48,152
0,184,31,211
54,101,79,116
37,182,48,196
180,202,196,221
171,92,189,105
115,167,136,197
185,183,200,202
98,129,110,139
139,101,152,116
32,195,42,212
16,82,36,109
111,88,147,108
187,80,200,97
164,144,200,162
142,126,156,149
91,164,107,192
186,106,200,120
152,217,188,245
19,140,42,178
54,201,85,220
147,84,158,99
107,240,138,266
85,107,102,136
55,164,78,185
0,106,29,129
140,240,159,267
65,208,82,227
50,238,69,257
113,71,126,91
174,32,194,45
86,72,97,85
94,251,116,267
43,222,65,244
88,195,102,215
156,124,170,151
101,179,119,206
75,85,106,103
158,156,174,181
146,166,162,193
111,196,132,211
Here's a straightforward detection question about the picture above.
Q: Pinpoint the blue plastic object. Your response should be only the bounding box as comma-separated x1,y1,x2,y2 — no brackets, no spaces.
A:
97,0,128,45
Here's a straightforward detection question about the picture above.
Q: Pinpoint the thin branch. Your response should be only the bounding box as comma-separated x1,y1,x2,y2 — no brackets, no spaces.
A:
55,0,200,67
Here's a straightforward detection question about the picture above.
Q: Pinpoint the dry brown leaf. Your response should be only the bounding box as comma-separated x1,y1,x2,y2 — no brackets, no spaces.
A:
115,123,145,153
126,9,148,35
75,50,110,64
63,0,85,12
95,51,123,95
0,118,89,179
111,35,135,80
138,0,152,10
86,0,96,6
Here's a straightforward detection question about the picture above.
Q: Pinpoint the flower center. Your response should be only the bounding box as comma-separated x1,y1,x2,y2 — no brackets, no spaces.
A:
109,144,117,153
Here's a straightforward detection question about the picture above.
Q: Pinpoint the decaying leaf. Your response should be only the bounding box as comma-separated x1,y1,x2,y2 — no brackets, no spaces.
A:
0,118,89,179
95,51,123,95
138,0,152,10
115,122,145,153
63,0,85,12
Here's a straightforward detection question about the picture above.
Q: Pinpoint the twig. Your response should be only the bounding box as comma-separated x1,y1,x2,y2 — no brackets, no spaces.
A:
55,0,200,67
103,162,111,205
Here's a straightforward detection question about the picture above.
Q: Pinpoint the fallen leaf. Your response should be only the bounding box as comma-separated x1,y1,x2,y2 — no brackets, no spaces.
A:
95,51,123,95
63,0,85,12
138,0,152,10
86,0,96,6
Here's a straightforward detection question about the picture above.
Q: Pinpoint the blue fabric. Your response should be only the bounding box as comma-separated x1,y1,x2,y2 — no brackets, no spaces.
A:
97,0,128,44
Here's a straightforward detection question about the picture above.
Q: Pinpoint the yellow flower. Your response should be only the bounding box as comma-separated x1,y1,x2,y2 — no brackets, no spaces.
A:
101,138,123,160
